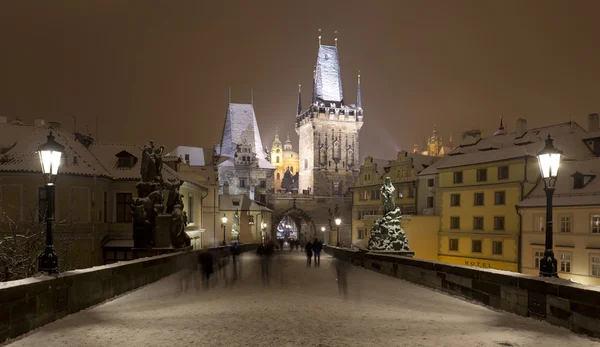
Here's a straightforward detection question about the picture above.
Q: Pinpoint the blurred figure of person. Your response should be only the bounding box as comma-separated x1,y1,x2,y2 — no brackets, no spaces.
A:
305,240,313,267
259,239,275,285
178,254,197,293
312,238,323,267
230,242,241,282
198,250,214,290
335,258,349,300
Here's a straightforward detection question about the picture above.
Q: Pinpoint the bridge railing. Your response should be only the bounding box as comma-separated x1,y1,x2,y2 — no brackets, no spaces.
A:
324,245,600,339
0,244,258,343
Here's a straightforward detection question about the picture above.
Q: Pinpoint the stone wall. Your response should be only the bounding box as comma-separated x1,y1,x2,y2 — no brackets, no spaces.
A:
0,244,257,343
325,246,600,339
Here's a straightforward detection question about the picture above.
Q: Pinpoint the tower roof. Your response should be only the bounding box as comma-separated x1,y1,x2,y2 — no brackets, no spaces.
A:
220,103,274,169
314,45,344,104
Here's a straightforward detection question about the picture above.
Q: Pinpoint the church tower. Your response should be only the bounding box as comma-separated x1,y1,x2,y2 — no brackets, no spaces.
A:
296,36,363,196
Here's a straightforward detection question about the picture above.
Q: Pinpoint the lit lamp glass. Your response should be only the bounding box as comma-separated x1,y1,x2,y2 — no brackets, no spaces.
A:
222,215,228,224
38,132,64,184
335,217,341,226
321,226,325,232
537,135,561,185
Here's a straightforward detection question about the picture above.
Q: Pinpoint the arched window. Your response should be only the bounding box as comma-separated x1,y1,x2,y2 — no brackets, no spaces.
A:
276,173,280,180
320,148,326,165
348,150,354,167
276,156,280,163
334,140,341,160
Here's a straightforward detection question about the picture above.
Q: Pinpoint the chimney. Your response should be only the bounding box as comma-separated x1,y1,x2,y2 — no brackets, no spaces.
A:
516,118,527,137
589,113,599,132
223,182,230,195
34,119,46,127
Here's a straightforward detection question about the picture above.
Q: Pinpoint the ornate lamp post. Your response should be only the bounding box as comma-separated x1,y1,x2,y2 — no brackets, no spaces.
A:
537,135,562,277
221,214,228,246
261,222,267,243
335,216,342,246
37,132,64,274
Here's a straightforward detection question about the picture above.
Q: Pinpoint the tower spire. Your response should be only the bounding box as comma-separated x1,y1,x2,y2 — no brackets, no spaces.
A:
251,88,254,105
499,116,504,130
275,127,279,141
334,30,338,47
356,71,362,109
297,84,302,115
318,28,322,46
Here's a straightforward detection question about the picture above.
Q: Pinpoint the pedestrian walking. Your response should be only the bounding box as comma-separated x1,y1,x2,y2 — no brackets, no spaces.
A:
312,238,323,267
198,250,214,290
305,241,313,267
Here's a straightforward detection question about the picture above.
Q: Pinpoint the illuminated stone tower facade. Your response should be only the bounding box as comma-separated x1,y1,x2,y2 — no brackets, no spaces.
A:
295,41,363,196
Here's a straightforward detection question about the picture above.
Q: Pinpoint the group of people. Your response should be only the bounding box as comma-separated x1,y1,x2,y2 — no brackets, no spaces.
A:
304,238,323,267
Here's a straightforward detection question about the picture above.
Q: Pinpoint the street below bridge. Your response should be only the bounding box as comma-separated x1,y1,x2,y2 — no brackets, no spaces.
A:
4,251,598,347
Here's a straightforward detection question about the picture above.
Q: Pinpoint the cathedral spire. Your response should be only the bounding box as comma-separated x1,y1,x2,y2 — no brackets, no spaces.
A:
297,84,302,115
356,71,362,109
318,28,322,46
275,127,280,141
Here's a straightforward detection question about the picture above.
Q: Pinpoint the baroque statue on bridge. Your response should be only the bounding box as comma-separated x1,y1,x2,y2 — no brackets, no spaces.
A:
368,177,410,252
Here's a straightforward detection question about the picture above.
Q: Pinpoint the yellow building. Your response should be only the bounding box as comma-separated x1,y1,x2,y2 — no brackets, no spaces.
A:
437,118,597,272
271,130,299,192
351,151,438,259
519,157,600,286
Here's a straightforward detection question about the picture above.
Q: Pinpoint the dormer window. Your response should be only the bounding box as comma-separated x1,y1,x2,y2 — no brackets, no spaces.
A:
572,171,595,189
116,150,138,168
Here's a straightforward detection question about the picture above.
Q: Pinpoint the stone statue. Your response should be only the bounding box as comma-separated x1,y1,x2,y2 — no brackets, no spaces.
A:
381,177,396,215
170,204,191,248
140,142,157,182
368,177,410,252
154,145,165,179
232,209,240,242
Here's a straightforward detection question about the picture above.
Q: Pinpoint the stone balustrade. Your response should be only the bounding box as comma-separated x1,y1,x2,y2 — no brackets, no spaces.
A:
0,244,257,343
325,245,600,338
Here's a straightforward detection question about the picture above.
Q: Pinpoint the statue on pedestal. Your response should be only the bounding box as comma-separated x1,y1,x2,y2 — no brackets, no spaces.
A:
367,177,410,252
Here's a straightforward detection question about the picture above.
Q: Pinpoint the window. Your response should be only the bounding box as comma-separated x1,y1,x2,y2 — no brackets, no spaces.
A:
494,191,506,205
492,241,503,255
534,250,544,269
304,159,308,169
591,255,600,277
400,169,405,178
364,174,368,181
38,187,48,222
472,240,482,253
559,215,572,233
358,228,366,239
473,217,484,230
427,178,434,187
116,193,132,223
476,168,487,182
426,196,434,208
534,215,544,232
260,180,266,188
558,252,572,273
592,215,600,234
187,194,194,223
370,190,380,200
397,187,403,198
449,239,459,251
259,194,267,204
184,153,190,163
474,192,484,206
276,156,280,163
240,179,246,188
450,194,461,206
498,166,509,180
494,216,505,231
453,171,463,184
450,216,460,229
333,182,340,196
276,173,280,181
408,185,415,198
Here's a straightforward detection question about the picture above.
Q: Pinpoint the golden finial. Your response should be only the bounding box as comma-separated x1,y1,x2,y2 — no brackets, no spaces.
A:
318,28,322,46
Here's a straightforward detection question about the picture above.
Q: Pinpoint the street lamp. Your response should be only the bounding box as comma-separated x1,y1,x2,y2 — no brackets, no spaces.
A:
37,132,64,274
221,214,228,246
321,226,325,232
537,135,562,277
261,222,267,243
335,216,342,246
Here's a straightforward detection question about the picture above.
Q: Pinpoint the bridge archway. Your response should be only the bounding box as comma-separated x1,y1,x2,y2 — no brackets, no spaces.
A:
271,207,317,244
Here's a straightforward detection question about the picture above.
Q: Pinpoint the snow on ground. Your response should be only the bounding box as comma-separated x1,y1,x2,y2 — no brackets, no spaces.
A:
4,252,600,347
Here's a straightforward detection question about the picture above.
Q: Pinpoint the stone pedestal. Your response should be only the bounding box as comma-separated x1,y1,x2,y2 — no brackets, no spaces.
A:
155,215,172,248
133,222,154,248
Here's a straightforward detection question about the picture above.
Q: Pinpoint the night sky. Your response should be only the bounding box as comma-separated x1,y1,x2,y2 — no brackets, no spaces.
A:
1,1,600,160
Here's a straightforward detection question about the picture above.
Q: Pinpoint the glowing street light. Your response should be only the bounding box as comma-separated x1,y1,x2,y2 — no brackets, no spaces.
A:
221,214,228,245
37,132,65,274
537,135,562,277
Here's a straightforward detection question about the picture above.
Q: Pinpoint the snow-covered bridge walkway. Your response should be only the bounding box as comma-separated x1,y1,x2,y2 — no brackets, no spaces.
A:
3,252,599,347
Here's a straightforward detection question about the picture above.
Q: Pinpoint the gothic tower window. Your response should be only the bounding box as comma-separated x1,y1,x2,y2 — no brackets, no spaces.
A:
320,148,326,165
348,149,354,167
276,156,280,163
334,140,341,160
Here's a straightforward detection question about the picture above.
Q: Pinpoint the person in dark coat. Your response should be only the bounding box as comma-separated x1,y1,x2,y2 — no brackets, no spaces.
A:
198,251,214,290
305,241,313,267
312,238,323,267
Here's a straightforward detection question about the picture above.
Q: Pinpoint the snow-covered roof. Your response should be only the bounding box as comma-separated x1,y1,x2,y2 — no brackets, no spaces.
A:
519,158,600,208
0,126,111,177
167,146,210,166
315,45,343,104
219,103,274,170
417,156,453,176
219,194,272,212
409,153,438,173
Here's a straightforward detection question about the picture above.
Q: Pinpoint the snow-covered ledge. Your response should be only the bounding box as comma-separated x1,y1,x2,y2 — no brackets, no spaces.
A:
324,245,600,339
0,244,258,343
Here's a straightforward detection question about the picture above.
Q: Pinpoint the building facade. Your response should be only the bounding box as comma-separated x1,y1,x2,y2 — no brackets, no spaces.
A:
436,118,598,272
271,130,299,192
519,158,600,286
